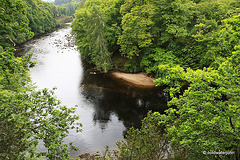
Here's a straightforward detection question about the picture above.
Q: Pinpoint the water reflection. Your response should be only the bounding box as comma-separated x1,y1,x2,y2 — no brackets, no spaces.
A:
80,65,169,132
21,25,169,157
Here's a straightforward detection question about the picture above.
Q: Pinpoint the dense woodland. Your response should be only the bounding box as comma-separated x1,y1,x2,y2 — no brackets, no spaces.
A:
0,0,240,159
0,0,58,47
72,0,240,159
0,0,81,48
0,0,82,159
55,0,82,21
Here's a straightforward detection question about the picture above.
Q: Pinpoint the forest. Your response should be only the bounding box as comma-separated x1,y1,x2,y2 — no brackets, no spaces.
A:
0,0,82,159
1,0,240,159
0,0,82,48
0,0,57,47
71,0,240,159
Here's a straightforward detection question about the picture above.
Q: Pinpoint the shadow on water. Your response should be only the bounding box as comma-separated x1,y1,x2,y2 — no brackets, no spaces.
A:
79,60,169,134
20,25,169,157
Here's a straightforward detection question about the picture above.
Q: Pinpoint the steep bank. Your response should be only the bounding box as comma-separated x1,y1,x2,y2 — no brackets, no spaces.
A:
109,72,156,89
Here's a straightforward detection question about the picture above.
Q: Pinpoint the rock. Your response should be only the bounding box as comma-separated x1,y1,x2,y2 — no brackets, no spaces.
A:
78,153,100,160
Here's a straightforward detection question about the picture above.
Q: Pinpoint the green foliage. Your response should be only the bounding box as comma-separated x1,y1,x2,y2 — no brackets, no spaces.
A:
72,0,119,72
117,0,240,71
0,0,59,47
97,8,240,160
153,46,240,159
117,0,156,58
71,8,90,59
85,5,112,73
153,0,195,45
115,111,169,160
219,14,240,56
72,0,240,73
117,0,196,63
22,0,58,34
0,0,34,46
181,0,240,69
111,43,240,159
141,48,180,77
123,59,140,73
56,0,81,17
104,0,123,54
93,112,169,160
69,1,240,159
0,48,82,159
0,48,34,91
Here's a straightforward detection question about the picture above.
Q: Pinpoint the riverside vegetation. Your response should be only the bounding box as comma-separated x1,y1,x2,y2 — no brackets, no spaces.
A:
1,0,240,159
0,0,83,159
71,0,240,159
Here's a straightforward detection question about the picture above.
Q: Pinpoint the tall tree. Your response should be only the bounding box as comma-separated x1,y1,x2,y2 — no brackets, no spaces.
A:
117,0,156,58
72,0,115,72
0,0,33,47
85,5,112,72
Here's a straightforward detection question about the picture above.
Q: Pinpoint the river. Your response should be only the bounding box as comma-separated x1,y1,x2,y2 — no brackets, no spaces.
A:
20,25,168,158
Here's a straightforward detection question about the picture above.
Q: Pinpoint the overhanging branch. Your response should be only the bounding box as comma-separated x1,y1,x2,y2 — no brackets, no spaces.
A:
0,37,16,46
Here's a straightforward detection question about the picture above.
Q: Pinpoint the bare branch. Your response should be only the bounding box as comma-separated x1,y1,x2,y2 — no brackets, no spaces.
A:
0,37,16,46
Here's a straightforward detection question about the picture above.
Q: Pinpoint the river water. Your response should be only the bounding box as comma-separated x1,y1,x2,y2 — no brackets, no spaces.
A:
20,25,168,157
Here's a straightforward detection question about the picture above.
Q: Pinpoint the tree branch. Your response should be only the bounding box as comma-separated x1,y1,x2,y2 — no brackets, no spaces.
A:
229,117,235,131
0,97,18,108
0,37,16,46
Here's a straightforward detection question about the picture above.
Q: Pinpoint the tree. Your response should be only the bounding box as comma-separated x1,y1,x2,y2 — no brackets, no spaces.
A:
0,47,82,159
85,5,112,73
114,43,240,159
0,0,34,47
23,0,57,34
115,111,169,160
153,15,240,157
108,13,240,160
117,0,156,58
72,0,115,72
181,0,240,69
140,47,180,77
117,0,196,72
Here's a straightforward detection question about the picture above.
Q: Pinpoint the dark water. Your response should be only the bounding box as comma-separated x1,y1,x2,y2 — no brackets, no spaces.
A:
20,25,168,157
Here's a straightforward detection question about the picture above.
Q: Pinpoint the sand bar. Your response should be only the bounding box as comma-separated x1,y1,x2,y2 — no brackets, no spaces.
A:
110,72,156,89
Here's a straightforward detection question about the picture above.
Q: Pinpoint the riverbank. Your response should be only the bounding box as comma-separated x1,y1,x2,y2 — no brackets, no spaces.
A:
109,72,156,89
15,23,72,57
